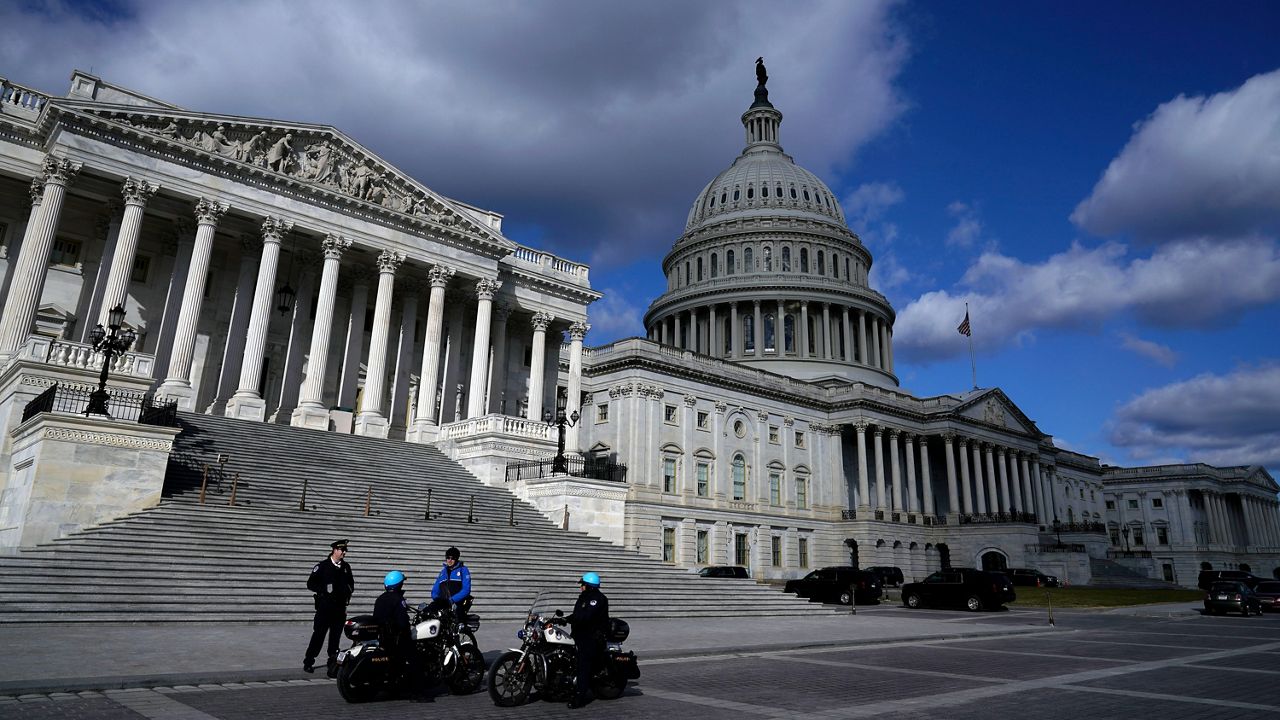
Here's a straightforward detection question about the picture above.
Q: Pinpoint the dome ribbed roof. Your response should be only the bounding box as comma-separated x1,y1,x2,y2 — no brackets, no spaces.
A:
685,150,846,231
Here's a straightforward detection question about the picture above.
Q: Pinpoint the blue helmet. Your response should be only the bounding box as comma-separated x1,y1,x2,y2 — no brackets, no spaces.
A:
384,570,405,590
580,572,601,587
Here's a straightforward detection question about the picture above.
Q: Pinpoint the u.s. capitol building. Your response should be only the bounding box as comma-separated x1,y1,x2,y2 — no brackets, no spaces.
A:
0,67,1276,587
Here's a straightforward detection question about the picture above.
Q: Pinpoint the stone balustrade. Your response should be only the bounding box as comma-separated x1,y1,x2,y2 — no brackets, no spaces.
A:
508,245,590,284
439,413,553,441
16,335,155,379
0,78,50,115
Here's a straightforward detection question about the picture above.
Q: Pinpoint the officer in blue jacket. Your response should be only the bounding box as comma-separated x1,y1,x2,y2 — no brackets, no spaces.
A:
428,546,472,627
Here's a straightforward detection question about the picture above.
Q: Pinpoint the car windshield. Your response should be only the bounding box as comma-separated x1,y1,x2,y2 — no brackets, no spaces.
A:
1256,582,1280,592
1209,582,1243,593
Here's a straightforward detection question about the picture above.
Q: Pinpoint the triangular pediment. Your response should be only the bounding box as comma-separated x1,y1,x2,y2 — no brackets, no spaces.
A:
48,100,513,252
954,388,1041,437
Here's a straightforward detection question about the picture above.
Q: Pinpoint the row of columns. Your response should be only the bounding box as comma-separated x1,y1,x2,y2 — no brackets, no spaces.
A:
649,300,893,372
1192,490,1280,549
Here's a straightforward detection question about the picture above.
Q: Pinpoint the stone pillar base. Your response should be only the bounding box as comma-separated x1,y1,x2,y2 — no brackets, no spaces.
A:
223,392,266,422
154,380,197,412
406,420,440,444
290,403,331,431
353,412,389,438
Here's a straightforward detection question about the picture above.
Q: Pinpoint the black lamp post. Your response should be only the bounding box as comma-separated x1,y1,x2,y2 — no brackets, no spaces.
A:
1121,525,1131,553
1052,517,1063,549
543,406,580,474
85,304,136,418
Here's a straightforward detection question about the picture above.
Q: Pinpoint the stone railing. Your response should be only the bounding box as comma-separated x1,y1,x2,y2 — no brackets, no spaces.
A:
16,335,156,379
439,413,553,441
0,78,50,116
508,245,591,285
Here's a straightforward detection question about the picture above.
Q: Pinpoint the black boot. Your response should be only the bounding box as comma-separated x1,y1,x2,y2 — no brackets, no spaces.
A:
326,657,339,679
303,658,315,673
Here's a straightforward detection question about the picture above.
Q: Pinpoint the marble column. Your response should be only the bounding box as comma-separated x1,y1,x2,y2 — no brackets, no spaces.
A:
206,235,260,414
292,234,351,429
729,302,739,359
904,433,919,514
943,433,960,517
269,254,319,423
1019,453,1034,517
353,250,405,437
225,217,291,421
958,438,973,514
566,320,589,450
871,317,881,369
919,436,936,516
855,421,870,512
407,265,454,441
157,199,228,409
674,313,683,350
337,270,372,411
888,429,903,513
150,219,194,382
465,278,501,418
388,283,422,430
857,310,867,365
487,303,512,414
799,301,810,358
971,441,987,514
0,156,81,359
996,447,1011,514
822,303,832,359
708,304,718,358
97,177,159,326
79,201,123,343
886,326,894,373
842,307,852,361
873,427,886,512
752,300,763,357
984,443,1000,514
526,311,553,422
775,299,784,354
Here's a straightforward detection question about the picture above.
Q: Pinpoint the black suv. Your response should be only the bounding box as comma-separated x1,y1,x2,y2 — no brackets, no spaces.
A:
901,568,1016,611
784,566,882,605
1197,570,1263,590
1004,568,1060,588
866,566,905,587
696,565,749,579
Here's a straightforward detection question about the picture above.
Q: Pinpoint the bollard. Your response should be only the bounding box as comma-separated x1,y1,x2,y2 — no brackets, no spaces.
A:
562,503,569,530
228,473,240,506
365,486,372,517
467,495,476,524
298,478,309,511
199,464,209,506
509,498,517,526
850,584,857,615
424,488,433,521
1046,589,1055,627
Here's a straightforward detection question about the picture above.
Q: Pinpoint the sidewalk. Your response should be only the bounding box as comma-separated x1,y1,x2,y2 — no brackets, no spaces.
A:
3,611,1050,695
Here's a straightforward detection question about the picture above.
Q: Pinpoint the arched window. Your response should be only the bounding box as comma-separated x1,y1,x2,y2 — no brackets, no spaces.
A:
720,191,727,205
685,261,691,286
790,187,798,200
727,249,735,275
817,251,825,275
747,186,754,200
784,314,795,352
696,257,703,281
744,247,753,271
733,188,740,202
800,248,809,273
846,257,851,280
803,189,811,202
833,253,839,278
782,246,791,272
709,194,716,208
761,185,768,198
743,314,755,352
710,253,719,278
764,313,775,351
732,455,747,500
763,246,772,271
776,184,784,199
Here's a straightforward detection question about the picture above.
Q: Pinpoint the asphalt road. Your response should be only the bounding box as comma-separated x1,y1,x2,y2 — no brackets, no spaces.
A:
6,606,1279,719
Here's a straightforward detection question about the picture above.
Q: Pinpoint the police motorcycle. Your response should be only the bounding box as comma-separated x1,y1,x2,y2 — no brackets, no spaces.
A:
486,590,640,706
335,599,485,702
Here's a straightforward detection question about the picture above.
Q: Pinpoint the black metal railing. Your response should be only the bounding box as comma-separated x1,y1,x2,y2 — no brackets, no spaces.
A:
1056,521,1107,534
505,456,627,483
1108,549,1153,559
1027,543,1087,553
841,509,857,520
20,382,180,427
958,511,1038,525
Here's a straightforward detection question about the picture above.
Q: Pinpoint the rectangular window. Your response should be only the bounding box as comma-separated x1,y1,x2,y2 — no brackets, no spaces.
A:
1152,497,1163,508
130,254,151,283
664,405,677,424
662,527,675,562
769,471,781,506
732,459,746,500
798,538,809,568
768,426,779,444
662,458,676,493
596,403,609,422
770,536,781,566
1105,500,1116,510
696,411,709,429
696,462,709,497
1132,528,1144,546
796,477,807,509
1110,529,1120,546
696,530,708,564
794,430,805,448
734,533,749,566
1156,526,1168,545
1127,499,1139,510
50,237,81,266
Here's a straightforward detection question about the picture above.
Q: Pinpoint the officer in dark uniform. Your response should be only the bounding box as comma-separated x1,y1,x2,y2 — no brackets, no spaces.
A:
428,546,472,629
374,570,425,700
564,571,609,709
304,539,354,677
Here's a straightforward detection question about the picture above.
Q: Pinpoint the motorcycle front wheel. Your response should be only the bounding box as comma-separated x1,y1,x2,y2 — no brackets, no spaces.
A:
336,659,379,703
446,644,486,695
487,650,533,707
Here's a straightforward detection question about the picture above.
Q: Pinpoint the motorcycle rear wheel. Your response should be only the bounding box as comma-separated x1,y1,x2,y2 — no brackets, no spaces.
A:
336,660,378,703
487,650,533,707
591,673,626,700
446,645,485,695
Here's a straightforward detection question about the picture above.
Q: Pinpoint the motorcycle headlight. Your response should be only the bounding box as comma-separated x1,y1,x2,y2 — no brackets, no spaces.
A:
517,629,526,640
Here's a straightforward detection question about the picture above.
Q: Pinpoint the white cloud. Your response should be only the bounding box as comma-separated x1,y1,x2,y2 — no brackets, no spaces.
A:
1117,332,1178,368
845,181,904,224
868,252,912,291
0,0,911,270
893,237,1280,363
586,291,645,342
945,201,982,248
1072,68,1280,242
1107,365,1280,468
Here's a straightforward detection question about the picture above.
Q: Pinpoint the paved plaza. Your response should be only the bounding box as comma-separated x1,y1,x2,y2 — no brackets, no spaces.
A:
4,604,1279,719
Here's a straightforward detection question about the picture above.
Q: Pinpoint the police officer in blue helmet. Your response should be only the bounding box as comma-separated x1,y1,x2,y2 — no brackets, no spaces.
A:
373,570,423,697
565,571,609,709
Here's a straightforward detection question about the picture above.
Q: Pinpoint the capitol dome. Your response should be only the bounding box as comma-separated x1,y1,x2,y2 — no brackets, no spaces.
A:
644,62,898,387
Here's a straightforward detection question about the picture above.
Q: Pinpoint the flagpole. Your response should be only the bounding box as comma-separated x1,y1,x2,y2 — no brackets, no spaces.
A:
966,302,977,389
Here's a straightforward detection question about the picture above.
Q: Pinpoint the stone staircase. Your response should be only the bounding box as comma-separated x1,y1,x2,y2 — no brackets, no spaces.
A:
1087,557,1181,589
0,412,829,623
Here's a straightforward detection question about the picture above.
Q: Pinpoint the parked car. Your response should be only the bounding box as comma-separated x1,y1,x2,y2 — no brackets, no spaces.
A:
866,565,905,587
1197,570,1264,590
1203,581,1263,616
695,565,749,579
901,568,1016,611
1004,568,1060,588
1250,580,1280,612
784,566,882,605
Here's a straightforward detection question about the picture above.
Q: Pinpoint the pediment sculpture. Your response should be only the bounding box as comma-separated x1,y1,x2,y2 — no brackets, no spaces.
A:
982,398,1007,427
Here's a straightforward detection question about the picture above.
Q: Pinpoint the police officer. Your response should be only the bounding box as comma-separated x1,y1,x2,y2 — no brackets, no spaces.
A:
374,570,425,699
565,571,609,709
305,539,354,677
428,546,472,628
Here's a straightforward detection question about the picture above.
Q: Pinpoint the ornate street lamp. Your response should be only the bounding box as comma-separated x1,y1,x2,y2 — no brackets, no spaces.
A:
85,304,136,417
1052,516,1063,549
543,406,580,475
1121,525,1131,553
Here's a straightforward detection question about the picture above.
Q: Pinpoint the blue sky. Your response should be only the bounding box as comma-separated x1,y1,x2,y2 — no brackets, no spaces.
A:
3,1,1278,474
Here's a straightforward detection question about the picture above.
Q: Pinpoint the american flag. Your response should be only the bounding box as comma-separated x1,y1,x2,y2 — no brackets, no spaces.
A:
957,312,971,337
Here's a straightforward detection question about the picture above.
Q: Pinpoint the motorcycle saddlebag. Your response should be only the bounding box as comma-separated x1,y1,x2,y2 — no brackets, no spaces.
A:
608,649,641,680
343,614,380,641
606,618,630,642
